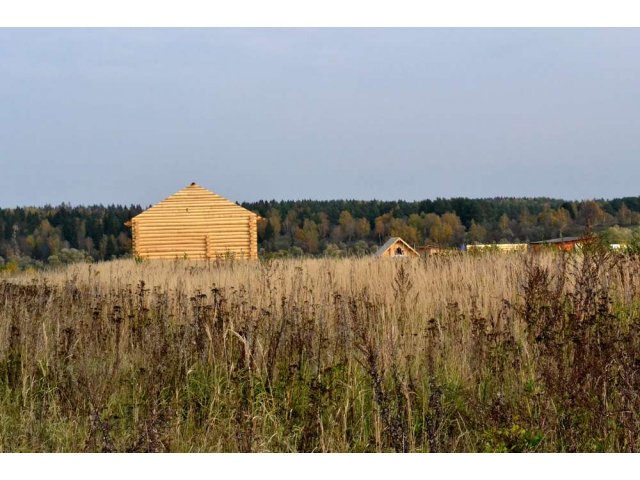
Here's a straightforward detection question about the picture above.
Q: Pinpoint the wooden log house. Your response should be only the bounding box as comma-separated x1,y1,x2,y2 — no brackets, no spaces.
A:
125,183,259,260
373,237,420,258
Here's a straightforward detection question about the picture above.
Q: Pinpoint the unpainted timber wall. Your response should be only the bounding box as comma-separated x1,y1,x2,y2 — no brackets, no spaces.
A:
131,184,258,260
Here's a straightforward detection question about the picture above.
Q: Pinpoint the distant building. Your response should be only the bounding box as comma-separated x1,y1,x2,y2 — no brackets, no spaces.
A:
125,183,259,260
416,244,450,256
373,237,420,258
466,243,528,253
528,236,591,252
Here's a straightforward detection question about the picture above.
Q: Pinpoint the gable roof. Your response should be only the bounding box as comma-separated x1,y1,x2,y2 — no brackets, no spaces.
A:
529,236,586,245
129,183,259,224
373,237,419,257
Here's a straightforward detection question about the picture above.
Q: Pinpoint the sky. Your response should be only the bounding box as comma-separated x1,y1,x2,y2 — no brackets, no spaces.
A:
0,28,639,207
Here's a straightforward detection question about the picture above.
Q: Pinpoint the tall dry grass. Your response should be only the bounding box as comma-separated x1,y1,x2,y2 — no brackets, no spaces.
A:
1,248,640,452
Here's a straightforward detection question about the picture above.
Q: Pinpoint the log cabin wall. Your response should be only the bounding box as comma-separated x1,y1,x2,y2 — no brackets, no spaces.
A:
129,183,258,260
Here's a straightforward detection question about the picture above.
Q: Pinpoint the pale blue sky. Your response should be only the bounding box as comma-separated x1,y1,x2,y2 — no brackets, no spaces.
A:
1,28,639,207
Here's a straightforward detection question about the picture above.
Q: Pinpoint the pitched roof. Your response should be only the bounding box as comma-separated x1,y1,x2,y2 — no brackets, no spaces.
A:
373,237,419,257
529,236,586,245
130,182,259,222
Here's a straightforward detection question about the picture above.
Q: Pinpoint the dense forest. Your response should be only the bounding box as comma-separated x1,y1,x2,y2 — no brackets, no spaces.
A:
1,196,640,269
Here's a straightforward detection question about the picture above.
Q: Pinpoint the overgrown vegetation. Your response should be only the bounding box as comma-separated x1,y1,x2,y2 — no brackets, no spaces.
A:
1,247,639,452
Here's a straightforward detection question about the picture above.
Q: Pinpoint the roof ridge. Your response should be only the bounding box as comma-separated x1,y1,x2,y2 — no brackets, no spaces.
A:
374,236,418,257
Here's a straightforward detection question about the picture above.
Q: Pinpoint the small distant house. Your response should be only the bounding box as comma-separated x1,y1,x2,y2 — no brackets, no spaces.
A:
528,236,590,253
416,244,448,256
466,243,528,253
373,237,420,258
125,182,259,260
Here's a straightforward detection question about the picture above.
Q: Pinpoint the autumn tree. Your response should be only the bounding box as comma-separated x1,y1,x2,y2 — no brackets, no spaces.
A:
389,218,419,245
441,212,465,245
553,208,572,236
374,213,394,240
25,220,62,260
537,204,556,238
467,220,487,243
578,201,607,228
294,219,320,253
257,217,269,241
317,212,331,239
339,211,356,241
355,217,371,240
283,209,299,236
429,217,453,246
267,208,282,238
423,213,441,240
617,203,633,226
407,213,426,243
517,207,537,241
330,225,344,244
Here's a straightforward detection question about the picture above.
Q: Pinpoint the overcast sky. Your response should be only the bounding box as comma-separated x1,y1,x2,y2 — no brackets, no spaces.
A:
1,28,639,207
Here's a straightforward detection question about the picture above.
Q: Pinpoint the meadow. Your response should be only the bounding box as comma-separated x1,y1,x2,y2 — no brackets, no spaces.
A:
1,247,639,452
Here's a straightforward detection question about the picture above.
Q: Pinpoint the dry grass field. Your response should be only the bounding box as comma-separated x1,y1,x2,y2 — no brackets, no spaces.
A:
1,248,640,452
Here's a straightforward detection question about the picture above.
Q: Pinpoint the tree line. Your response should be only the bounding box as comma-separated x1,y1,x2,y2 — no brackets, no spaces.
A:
245,197,640,257
1,196,640,268
0,205,142,270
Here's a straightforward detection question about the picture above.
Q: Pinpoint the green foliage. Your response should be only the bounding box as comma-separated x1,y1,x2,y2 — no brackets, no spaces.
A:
350,240,369,257
482,424,543,452
0,204,141,264
48,248,92,267
324,243,342,257
600,226,635,244
3,196,640,262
